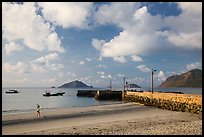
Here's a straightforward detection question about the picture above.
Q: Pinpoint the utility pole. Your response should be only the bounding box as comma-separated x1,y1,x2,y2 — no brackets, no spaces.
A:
151,69,156,93
110,80,112,91
123,77,126,92
122,76,126,102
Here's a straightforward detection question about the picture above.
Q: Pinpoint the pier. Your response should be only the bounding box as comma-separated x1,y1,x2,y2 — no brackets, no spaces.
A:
77,90,122,100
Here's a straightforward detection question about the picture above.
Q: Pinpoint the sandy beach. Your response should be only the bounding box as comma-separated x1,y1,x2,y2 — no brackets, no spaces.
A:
2,102,202,135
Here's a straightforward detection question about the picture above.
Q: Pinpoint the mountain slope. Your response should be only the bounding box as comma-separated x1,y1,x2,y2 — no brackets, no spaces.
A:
58,80,93,88
159,69,202,88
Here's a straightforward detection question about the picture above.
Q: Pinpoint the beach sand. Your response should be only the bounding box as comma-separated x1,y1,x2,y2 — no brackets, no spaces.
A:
2,102,202,135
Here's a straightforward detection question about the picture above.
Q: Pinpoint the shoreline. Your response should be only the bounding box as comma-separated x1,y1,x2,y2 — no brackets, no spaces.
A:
2,102,202,135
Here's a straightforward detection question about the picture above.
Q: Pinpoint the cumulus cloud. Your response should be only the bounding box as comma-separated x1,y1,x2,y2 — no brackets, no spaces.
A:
130,55,143,62
49,63,64,71
154,70,166,82
97,71,112,79
2,53,63,74
33,53,59,65
92,2,202,62
92,5,163,62
186,62,202,71
79,61,85,65
4,42,23,55
92,38,105,51
113,56,127,63
94,2,141,28
98,64,108,68
85,58,92,62
163,2,202,49
136,65,151,72
2,2,65,53
67,72,77,77
32,53,63,72
101,74,112,79
97,71,105,75
117,73,125,77
38,2,93,29
3,61,30,73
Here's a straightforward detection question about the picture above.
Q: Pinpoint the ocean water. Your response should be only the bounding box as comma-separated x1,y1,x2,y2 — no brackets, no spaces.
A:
2,87,121,115
2,87,202,115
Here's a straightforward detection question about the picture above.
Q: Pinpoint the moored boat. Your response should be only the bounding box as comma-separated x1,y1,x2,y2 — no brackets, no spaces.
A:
43,91,65,96
6,89,19,94
57,91,65,96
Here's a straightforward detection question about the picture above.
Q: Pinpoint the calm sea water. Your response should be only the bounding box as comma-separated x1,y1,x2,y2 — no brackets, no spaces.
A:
2,87,202,115
2,87,121,115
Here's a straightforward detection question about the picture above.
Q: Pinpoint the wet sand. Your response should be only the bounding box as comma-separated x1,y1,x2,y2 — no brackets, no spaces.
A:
2,102,202,135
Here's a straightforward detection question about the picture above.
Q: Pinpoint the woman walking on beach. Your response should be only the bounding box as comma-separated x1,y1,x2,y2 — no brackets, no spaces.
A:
36,104,41,117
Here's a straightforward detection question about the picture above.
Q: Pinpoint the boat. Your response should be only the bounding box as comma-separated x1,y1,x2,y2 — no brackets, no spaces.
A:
57,91,65,96
6,89,19,93
43,91,65,97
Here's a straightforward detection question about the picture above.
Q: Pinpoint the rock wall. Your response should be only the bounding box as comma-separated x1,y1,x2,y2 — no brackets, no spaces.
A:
124,91,202,114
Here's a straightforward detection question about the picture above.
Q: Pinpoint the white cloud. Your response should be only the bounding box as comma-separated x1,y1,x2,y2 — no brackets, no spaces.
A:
92,6,163,61
31,64,45,72
186,62,202,71
31,53,63,72
85,58,92,62
164,2,202,49
79,61,85,65
38,2,93,29
4,42,23,55
2,2,65,53
92,2,202,63
154,71,166,82
92,38,105,51
67,72,77,77
130,55,143,62
97,71,112,79
50,63,64,71
134,77,145,82
100,74,112,79
3,61,30,73
94,2,141,28
113,56,127,63
98,64,107,68
33,53,59,65
117,73,125,77
136,65,151,72
97,71,105,75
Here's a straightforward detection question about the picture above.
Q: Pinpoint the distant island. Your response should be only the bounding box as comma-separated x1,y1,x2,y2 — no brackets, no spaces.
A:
159,69,202,88
125,83,141,88
58,80,93,88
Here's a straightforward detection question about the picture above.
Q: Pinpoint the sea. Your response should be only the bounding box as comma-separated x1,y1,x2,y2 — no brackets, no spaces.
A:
2,87,202,115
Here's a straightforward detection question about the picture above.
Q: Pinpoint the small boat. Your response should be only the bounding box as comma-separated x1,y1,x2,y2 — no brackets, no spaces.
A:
43,91,65,96
57,91,65,96
6,89,19,94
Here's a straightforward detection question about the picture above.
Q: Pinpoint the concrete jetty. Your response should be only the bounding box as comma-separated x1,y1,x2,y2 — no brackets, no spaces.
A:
94,90,122,100
77,90,97,97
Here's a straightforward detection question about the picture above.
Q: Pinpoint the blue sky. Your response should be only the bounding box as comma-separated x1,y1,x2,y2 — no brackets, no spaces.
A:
2,2,202,88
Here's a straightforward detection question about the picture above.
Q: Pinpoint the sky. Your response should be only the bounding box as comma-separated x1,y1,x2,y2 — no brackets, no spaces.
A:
2,2,202,88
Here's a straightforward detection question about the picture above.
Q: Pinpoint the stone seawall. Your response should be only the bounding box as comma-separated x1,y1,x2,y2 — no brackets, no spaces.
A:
124,91,202,114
